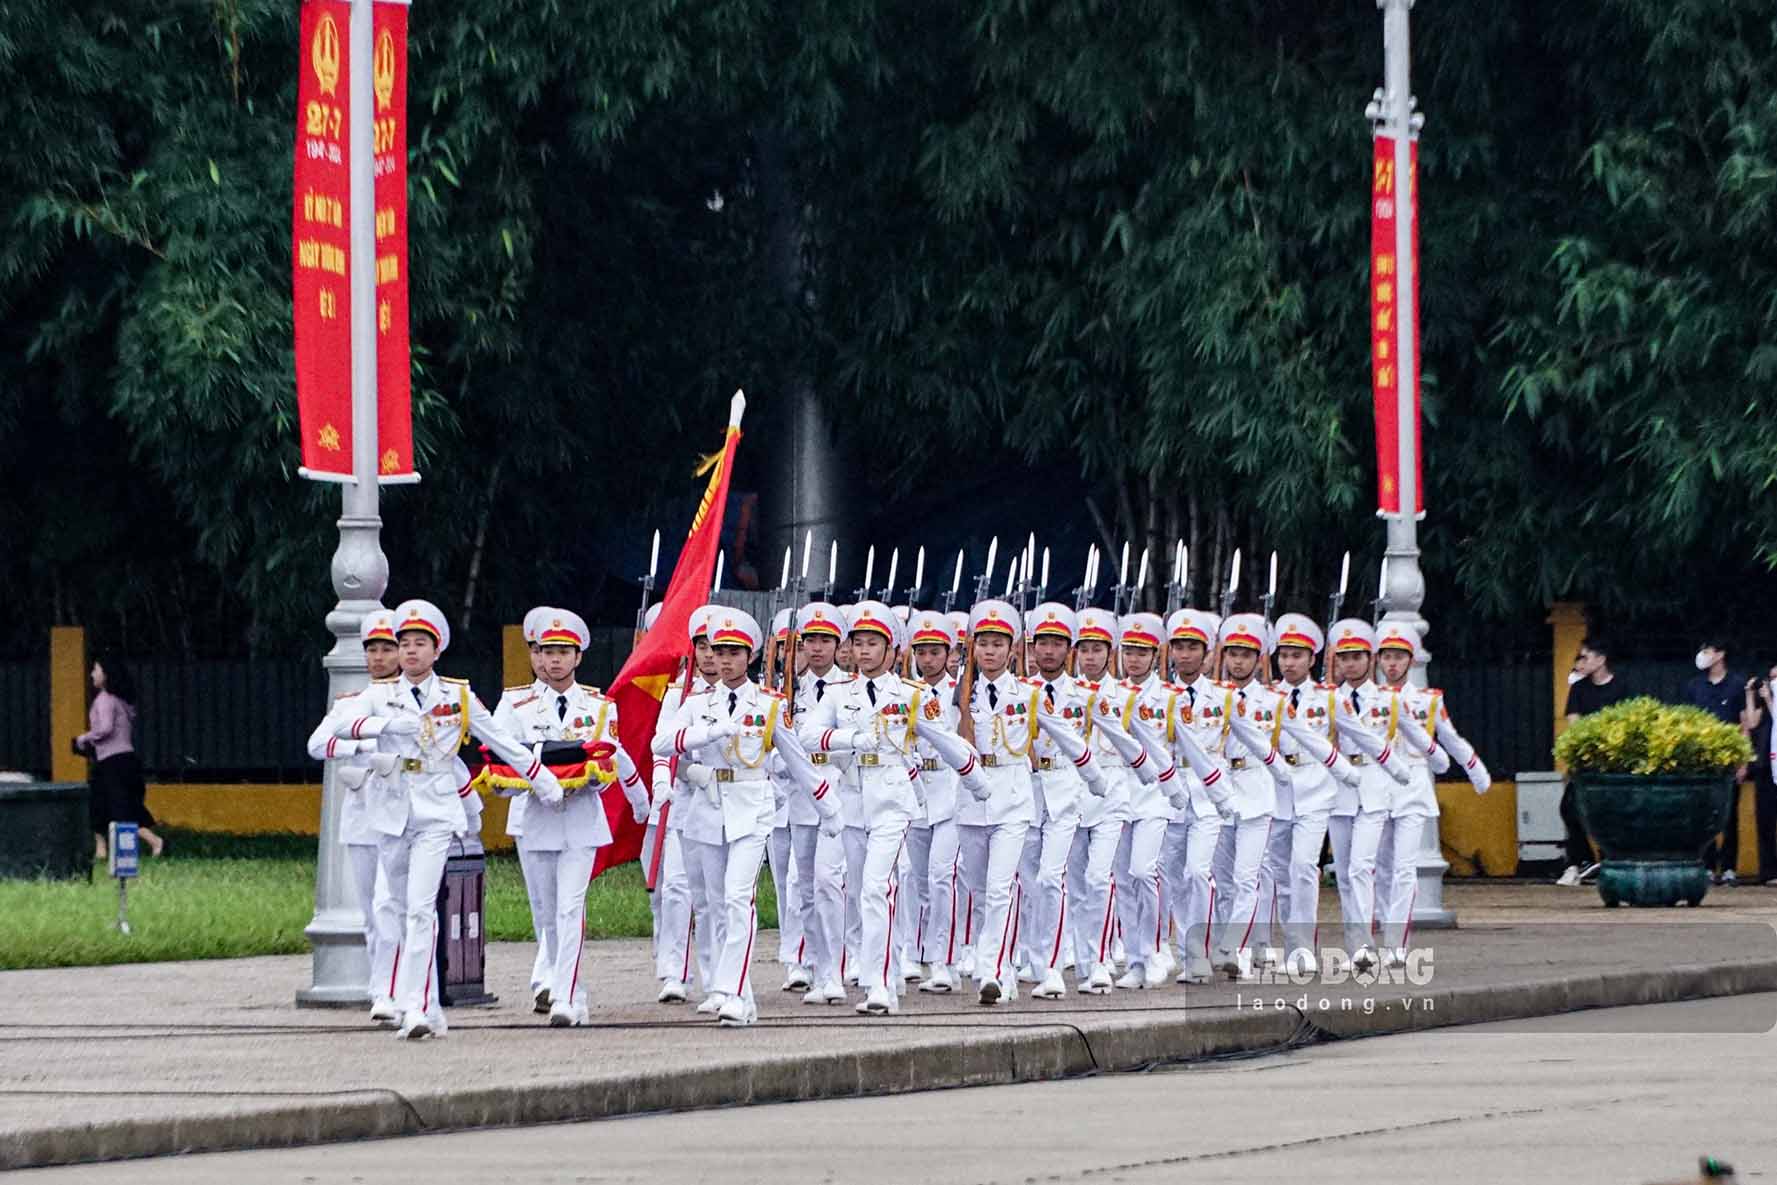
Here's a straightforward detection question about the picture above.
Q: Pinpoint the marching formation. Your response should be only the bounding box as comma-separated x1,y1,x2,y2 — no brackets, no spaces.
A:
308,542,1491,1038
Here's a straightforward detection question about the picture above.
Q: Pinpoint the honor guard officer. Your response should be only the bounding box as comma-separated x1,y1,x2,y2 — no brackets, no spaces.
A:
1111,612,1183,989
764,607,807,992
954,599,1039,1005
648,606,720,1004
496,605,562,1012
1371,622,1491,966
493,609,647,1027
904,610,969,993
653,609,838,1027
1157,608,1241,984
1325,619,1411,971
1211,613,1292,978
305,608,405,1023
1069,607,1162,994
1018,604,1126,1000
1264,614,1362,975
317,599,564,1039
799,602,984,1014
790,602,853,1005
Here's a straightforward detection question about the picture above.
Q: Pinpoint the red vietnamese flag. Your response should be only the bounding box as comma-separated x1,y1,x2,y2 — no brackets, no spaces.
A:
591,392,746,879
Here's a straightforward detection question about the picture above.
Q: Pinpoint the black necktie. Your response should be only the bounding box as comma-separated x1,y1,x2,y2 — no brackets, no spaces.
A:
987,683,999,710
556,694,567,721
728,691,738,716
1187,685,1197,706
411,686,423,708
1044,682,1055,710
1290,687,1301,710
866,681,877,706
1351,690,1361,713
815,678,827,702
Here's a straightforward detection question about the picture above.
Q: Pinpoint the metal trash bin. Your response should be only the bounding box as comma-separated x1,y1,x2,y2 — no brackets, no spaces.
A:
0,780,92,880
434,833,497,1006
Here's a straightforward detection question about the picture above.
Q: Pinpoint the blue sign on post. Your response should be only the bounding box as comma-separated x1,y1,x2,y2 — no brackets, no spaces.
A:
108,822,139,880
108,822,138,935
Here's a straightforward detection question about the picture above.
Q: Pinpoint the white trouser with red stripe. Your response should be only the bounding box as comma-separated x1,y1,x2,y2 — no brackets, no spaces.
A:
346,841,400,1003
1373,812,1428,951
517,847,560,994
643,823,696,986
379,823,453,1029
767,825,803,967
1254,809,1331,956
1161,815,1221,965
789,823,846,987
1017,814,1078,973
1210,816,1271,960
1113,817,1167,971
684,832,767,1008
916,818,962,968
518,844,601,1008
845,821,912,993
1066,819,1123,978
1327,809,1387,953
895,823,931,969
679,836,728,997
955,821,1030,986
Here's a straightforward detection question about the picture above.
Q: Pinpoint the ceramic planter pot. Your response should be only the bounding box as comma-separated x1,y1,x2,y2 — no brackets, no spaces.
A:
1573,773,1734,907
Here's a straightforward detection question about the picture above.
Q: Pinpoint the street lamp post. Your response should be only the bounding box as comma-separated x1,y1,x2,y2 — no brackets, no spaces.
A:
1371,0,1453,929
297,0,387,1005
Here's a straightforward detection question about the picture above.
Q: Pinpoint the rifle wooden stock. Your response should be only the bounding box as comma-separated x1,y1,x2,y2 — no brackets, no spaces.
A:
956,637,979,748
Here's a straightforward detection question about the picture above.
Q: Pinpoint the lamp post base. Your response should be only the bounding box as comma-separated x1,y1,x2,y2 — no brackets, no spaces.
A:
294,909,371,1009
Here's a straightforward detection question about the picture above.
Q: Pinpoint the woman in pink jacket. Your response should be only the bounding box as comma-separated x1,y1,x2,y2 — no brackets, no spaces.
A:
76,657,165,859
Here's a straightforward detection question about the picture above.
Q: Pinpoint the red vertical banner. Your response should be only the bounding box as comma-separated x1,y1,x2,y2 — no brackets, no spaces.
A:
371,0,415,481
292,0,354,479
1369,135,1424,516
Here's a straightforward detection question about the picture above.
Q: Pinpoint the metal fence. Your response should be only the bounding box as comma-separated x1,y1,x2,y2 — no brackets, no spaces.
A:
0,641,1706,784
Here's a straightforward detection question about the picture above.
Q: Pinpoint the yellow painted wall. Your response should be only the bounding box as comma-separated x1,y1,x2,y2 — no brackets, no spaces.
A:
49,627,87,784
1435,779,1520,876
146,783,517,851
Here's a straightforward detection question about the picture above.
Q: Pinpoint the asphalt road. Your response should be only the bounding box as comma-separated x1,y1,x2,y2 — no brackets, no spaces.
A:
24,994,1774,1184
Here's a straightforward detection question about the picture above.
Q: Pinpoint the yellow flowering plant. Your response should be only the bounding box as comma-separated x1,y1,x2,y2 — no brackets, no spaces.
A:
1555,697,1752,776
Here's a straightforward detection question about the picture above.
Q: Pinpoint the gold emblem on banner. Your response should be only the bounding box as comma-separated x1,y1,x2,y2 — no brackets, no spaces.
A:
318,422,342,452
373,28,396,111
312,13,342,98
380,448,400,474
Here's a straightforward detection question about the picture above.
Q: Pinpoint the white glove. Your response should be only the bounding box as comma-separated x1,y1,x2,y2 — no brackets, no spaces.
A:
968,775,993,802
1088,774,1109,798
707,718,742,741
382,716,421,736
336,764,369,791
531,767,565,807
369,752,399,777
682,763,714,789
630,796,650,824
1167,788,1189,811
651,765,673,802
819,810,844,838
1469,763,1493,795
1216,800,1239,825
1338,763,1362,788
849,730,882,754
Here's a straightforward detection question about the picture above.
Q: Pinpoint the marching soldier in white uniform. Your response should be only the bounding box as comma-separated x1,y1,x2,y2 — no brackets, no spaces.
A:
1158,608,1241,984
1371,622,1491,965
798,601,985,1014
764,607,807,992
789,602,853,1004
653,609,839,1026
492,609,647,1026
496,605,562,1011
305,608,404,1023
1211,613,1293,977
1069,608,1161,993
1018,604,1130,999
904,609,967,993
1111,612,1183,989
316,599,563,1039
647,606,718,1004
1325,618,1412,971
1264,614,1362,975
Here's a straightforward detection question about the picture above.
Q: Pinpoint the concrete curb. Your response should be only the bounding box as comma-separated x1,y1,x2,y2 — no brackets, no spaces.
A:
9,960,1775,1171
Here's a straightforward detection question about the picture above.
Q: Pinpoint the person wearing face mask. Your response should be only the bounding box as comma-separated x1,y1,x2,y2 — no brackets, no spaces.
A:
1555,637,1633,887
1684,640,1750,885
1742,665,1777,886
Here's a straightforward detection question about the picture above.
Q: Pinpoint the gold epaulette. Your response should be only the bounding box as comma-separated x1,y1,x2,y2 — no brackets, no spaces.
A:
1315,681,1338,691
578,683,604,697
504,684,532,693
440,676,469,685
761,687,786,700
370,675,398,684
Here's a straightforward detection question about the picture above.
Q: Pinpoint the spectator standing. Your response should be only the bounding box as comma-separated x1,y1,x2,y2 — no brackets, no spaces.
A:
1740,666,1777,885
1556,638,1634,886
75,657,165,860
1683,639,1747,884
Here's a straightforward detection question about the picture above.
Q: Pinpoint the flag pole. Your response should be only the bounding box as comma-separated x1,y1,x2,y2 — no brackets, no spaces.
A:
299,0,386,1007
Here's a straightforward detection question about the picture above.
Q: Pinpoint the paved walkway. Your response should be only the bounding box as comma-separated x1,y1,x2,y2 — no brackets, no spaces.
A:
3,883,1774,1170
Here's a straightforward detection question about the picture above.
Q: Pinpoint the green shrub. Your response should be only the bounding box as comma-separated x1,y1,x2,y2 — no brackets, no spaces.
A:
1554,697,1751,776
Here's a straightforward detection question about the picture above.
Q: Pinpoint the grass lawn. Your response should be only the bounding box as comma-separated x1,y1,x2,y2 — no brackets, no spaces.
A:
0,830,779,971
